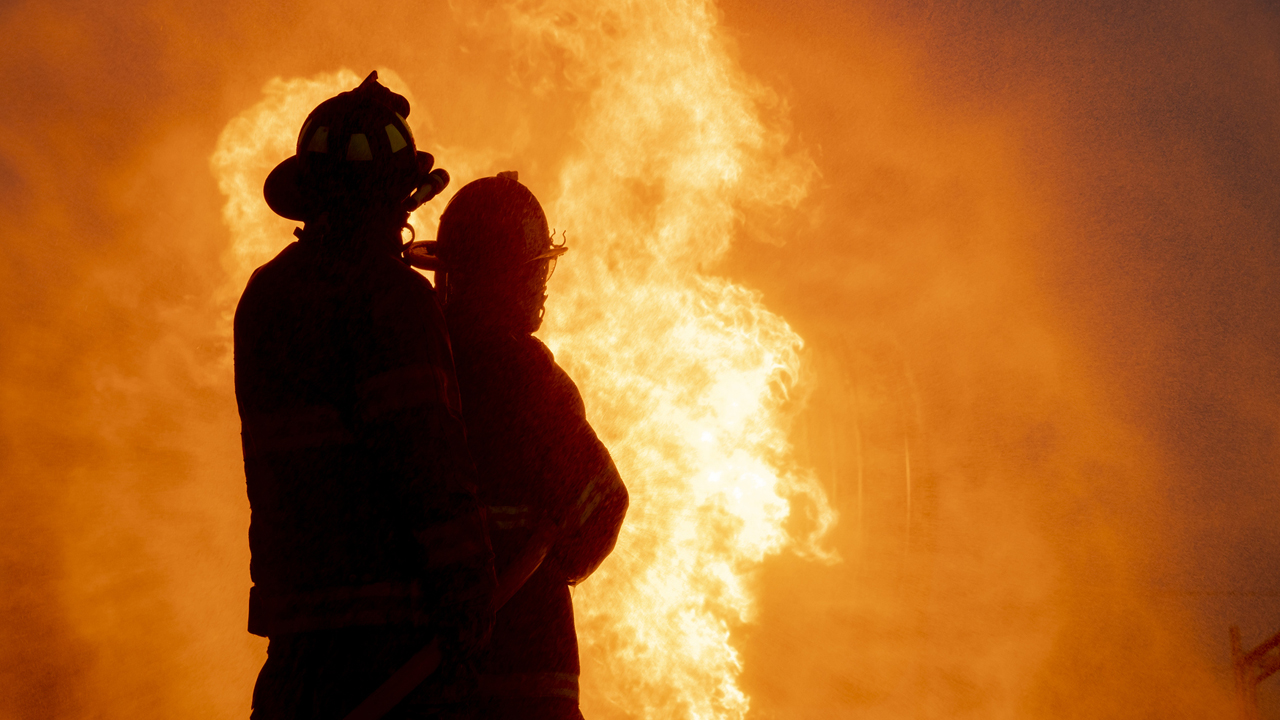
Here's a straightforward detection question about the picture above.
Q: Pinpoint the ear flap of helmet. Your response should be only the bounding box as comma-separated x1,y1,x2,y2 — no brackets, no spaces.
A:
263,155,307,222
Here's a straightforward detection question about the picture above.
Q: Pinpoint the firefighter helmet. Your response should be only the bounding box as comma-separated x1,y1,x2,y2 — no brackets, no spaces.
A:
264,71,449,222
430,173,566,277
416,173,567,329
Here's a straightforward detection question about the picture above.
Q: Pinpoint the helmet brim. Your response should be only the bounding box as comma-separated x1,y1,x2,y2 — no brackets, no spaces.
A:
528,245,569,262
263,155,307,221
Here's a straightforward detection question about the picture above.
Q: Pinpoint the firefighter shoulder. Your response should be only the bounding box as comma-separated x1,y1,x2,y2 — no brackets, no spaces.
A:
235,72,494,656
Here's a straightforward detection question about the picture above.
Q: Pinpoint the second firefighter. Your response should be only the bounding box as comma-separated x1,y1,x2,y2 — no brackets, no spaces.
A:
432,174,629,720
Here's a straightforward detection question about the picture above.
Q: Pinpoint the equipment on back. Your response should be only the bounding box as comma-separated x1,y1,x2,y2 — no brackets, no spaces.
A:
264,71,450,222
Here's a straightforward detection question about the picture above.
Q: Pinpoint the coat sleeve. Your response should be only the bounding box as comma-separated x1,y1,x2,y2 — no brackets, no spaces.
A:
549,434,628,586
531,353,628,586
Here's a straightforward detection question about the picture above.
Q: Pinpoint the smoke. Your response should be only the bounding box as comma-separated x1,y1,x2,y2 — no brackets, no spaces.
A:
717,0,1280,716
1,0,1277,718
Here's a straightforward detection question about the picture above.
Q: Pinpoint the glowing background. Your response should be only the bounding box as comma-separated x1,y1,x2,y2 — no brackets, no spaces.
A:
2,0,1278,718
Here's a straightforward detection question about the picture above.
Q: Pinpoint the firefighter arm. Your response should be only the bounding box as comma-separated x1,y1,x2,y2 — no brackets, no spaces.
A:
546,450,628,585
525,353,629,585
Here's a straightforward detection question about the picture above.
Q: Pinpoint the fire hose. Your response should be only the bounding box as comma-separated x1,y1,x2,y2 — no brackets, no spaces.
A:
342,520,561,720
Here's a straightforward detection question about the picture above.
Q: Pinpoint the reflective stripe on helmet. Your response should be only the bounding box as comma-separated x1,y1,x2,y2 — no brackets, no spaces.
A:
355,362,459,422
240,404,354,458
385,124,408,153
346,133,373,161
297,116,314,149
307,126,329,153
395,112,414,144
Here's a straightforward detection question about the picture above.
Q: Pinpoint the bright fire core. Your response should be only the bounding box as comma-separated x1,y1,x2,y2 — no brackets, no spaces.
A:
210,4,835,718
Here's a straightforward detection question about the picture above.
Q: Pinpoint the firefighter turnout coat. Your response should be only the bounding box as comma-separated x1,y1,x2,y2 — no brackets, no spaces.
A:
235,234,495,716
451,330,628,719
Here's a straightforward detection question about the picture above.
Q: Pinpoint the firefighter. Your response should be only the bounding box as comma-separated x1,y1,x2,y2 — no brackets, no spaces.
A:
236,72,495,719
432,174,629,720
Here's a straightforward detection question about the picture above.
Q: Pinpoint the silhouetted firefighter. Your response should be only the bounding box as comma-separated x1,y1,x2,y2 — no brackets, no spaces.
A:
407,174,628,720
235,72,495,719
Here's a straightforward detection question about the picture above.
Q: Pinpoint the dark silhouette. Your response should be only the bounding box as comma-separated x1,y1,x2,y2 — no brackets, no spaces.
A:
431,174,629,720
235,72,495,719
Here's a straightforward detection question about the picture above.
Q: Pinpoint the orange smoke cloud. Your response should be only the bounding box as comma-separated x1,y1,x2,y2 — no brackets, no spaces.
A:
3,0,1278,718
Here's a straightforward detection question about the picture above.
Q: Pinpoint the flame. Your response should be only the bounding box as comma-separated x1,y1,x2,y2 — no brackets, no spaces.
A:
210,3,833,717
212,70,362,291
503,3,836,716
